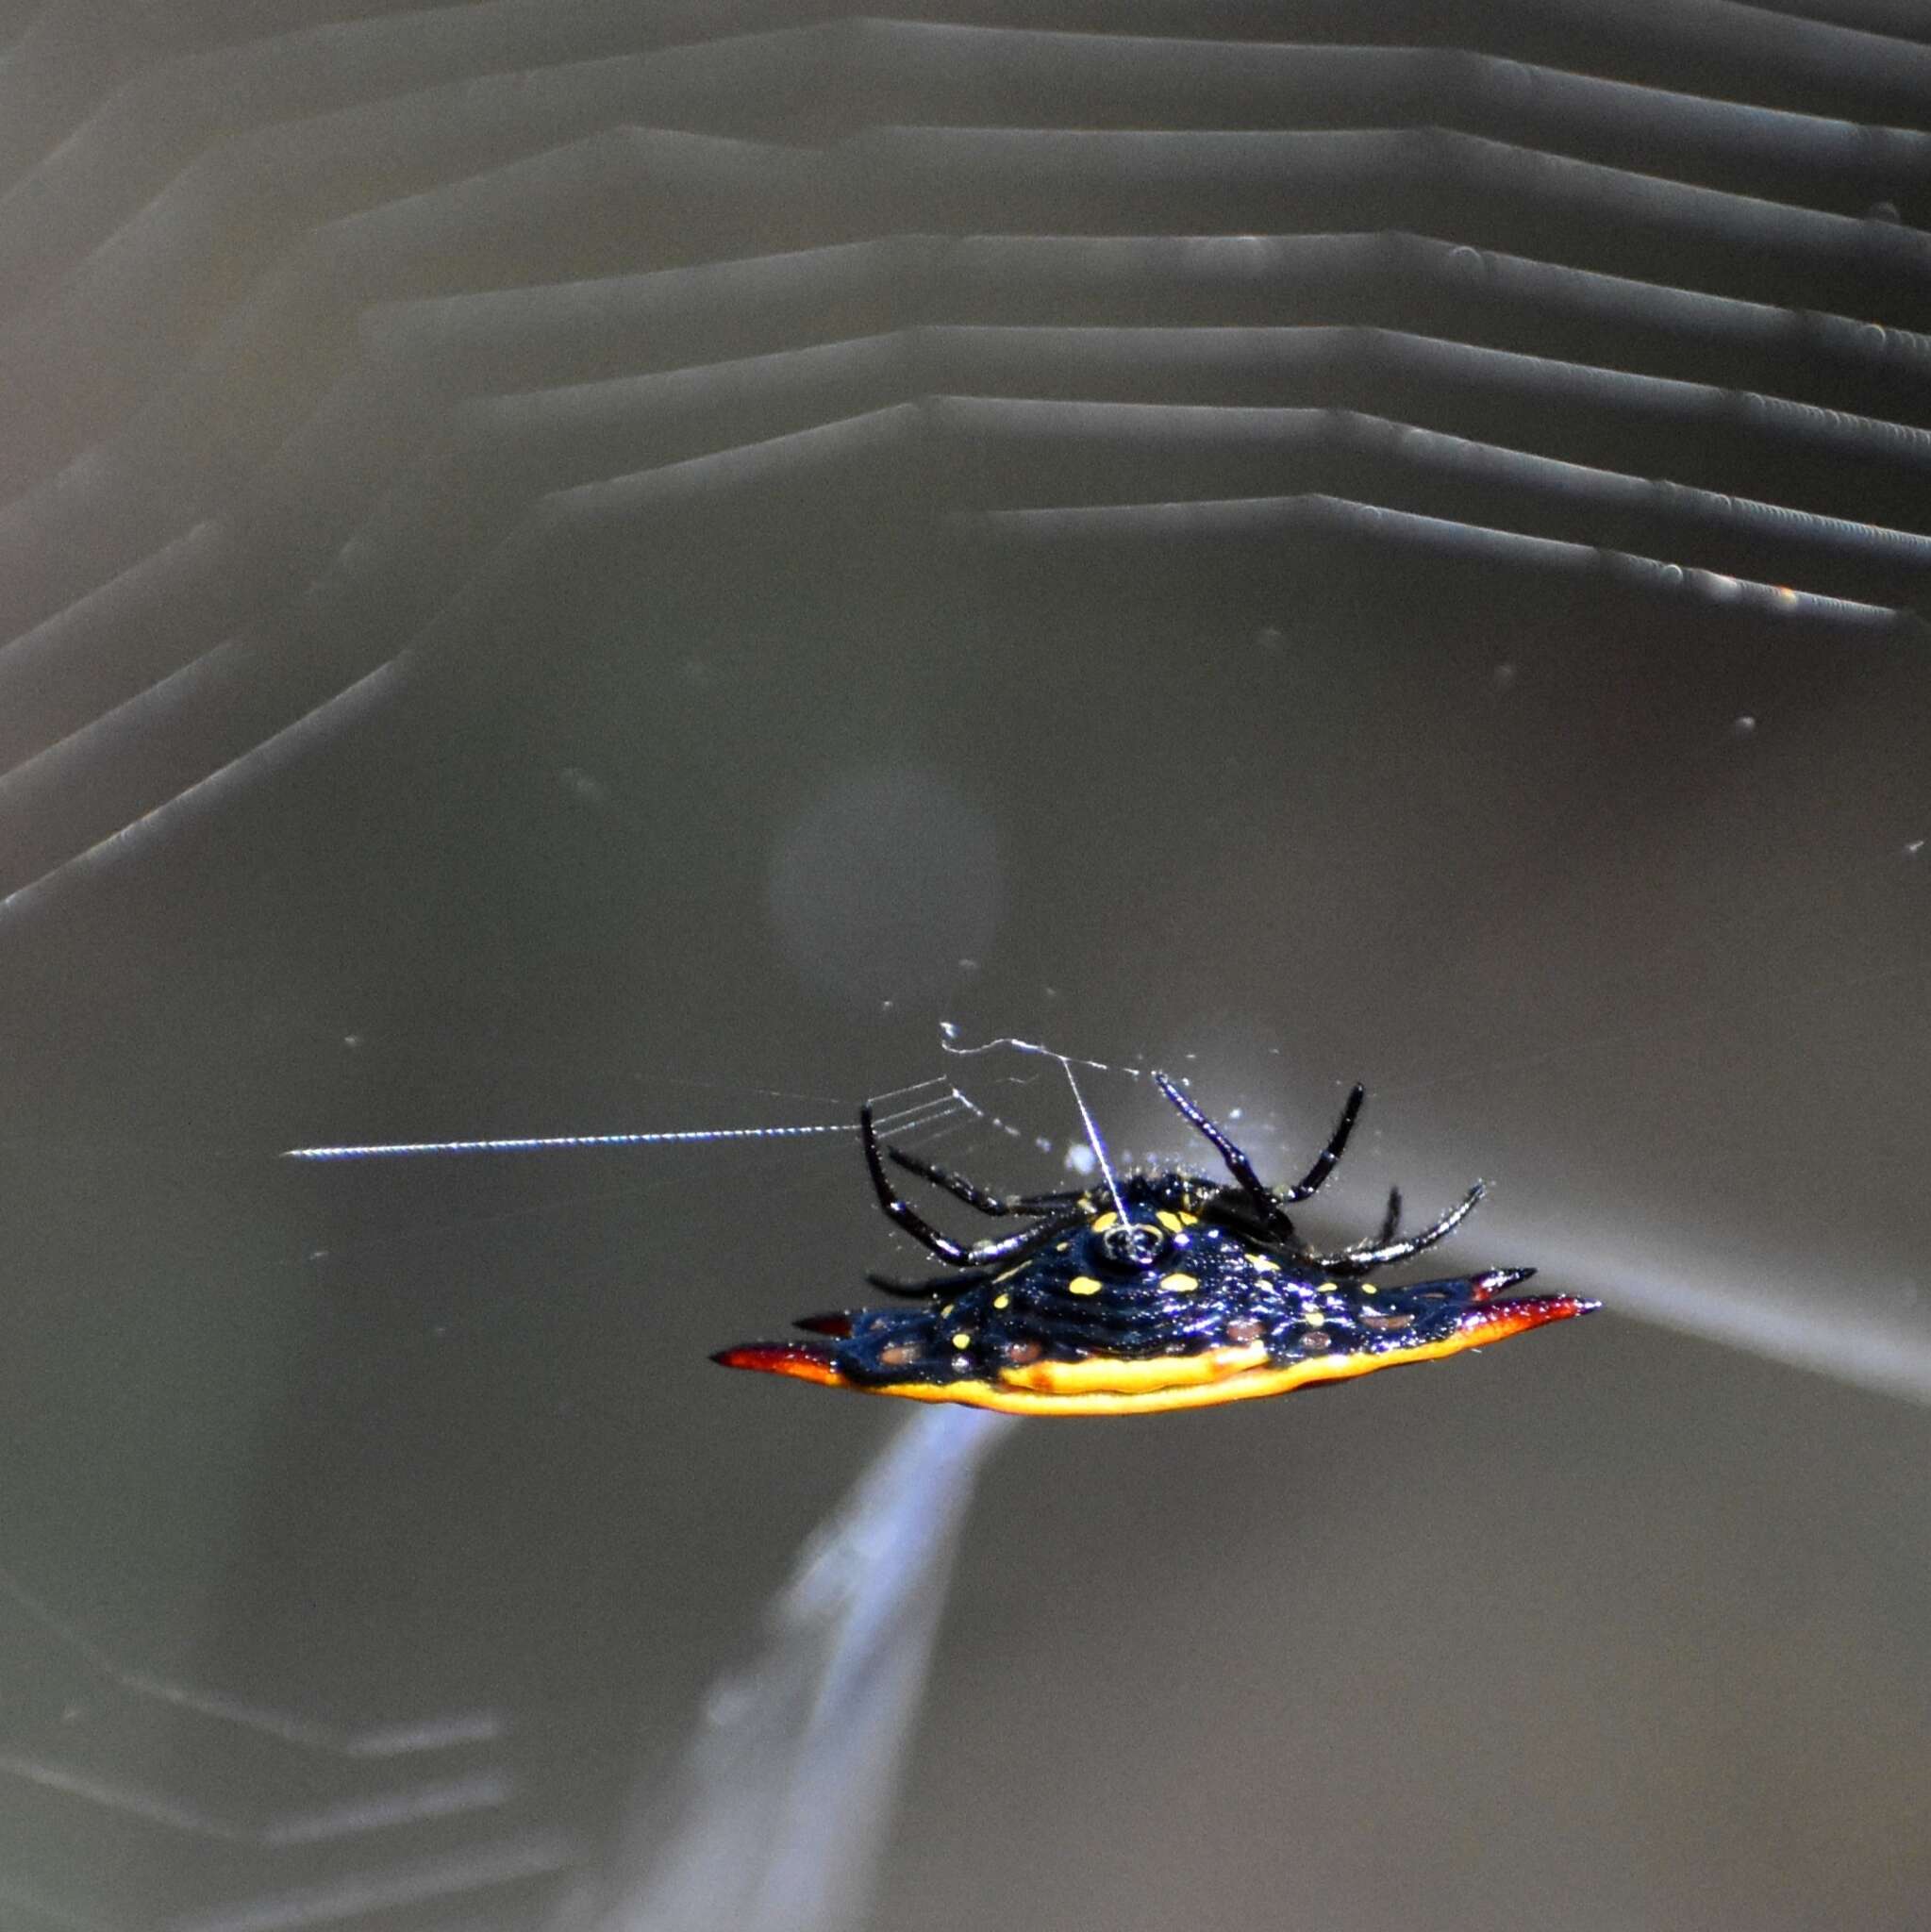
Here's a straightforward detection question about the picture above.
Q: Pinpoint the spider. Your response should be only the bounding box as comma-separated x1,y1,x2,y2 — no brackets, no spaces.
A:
713,1073,1596,1416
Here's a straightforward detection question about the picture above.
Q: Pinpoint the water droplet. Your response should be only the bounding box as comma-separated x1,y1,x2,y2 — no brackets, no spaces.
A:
1732,714,1757,736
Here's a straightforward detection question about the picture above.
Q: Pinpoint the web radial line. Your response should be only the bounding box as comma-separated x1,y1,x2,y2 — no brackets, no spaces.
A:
281,1124,850,1161
1057,1058,1126,1226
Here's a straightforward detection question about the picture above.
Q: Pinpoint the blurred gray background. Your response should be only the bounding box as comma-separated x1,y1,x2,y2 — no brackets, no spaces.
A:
0,1,1926,1926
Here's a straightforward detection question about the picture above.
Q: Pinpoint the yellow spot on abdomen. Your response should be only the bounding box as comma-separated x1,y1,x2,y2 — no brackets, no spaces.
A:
1069,1276,1103,1297
1160,1272,1198,1293
992,1292,1011,1309
1090,1211,1119,1233
1156,1210,1184,1232
1252,1255,1279,1273
951,1331,973,1350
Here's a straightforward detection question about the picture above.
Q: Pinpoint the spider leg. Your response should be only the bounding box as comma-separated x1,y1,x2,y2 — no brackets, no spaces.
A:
886,1145,1089,1219
860,1105,1088,1265
1307,1181,1485,1274
1152,1073,1290,1232
1278,1085,1367,1203
1373,1186,1403,1246
864,1268,994,1300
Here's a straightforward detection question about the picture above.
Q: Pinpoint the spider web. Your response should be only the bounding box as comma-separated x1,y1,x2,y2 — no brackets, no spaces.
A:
4,2,1931,1925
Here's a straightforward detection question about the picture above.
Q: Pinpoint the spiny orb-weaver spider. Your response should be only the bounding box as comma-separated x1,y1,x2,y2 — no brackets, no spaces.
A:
713,1073,1596,1416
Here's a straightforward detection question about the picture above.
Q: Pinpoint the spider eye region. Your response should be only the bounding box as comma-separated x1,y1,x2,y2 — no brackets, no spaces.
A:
1091,1216,1169,1273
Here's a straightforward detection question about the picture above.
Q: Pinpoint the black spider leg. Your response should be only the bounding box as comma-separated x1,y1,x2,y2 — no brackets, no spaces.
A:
1307,1180,1486,1275
1278,1085,1368,1201
864,1267,995,1301
1152,1073,1365,1240
885,1145,1087,1219
1373,1187,1403,1246
859,1105,1087,1266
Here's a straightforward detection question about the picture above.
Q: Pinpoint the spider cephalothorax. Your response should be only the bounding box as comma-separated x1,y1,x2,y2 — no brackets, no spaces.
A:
714,1073,1596,1416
